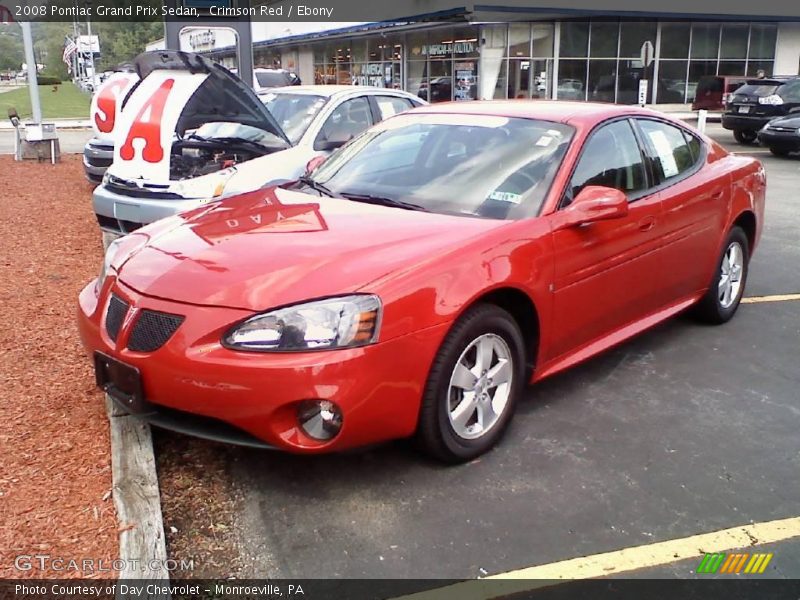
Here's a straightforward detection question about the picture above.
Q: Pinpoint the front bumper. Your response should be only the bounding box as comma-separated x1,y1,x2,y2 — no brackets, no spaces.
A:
721,113,772,132
78,278,448,453
757,129,800,152
93,184,207,235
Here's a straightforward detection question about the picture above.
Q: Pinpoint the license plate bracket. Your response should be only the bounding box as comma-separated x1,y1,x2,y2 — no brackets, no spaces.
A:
738,105,751,114
94,352,148,414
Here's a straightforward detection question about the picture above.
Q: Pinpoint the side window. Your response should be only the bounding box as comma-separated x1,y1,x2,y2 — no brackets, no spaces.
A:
638,120,698,182
375,96,414,121
315,97,373,149
565,120,646,206
683,130,703,163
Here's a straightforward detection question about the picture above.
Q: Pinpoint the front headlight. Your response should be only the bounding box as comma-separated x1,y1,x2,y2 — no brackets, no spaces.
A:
96,237,124,292
223,295,382,352
758,94,784,105
172,169,235,200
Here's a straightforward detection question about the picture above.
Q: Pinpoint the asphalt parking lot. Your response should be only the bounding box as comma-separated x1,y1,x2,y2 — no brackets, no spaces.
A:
218,127,800,580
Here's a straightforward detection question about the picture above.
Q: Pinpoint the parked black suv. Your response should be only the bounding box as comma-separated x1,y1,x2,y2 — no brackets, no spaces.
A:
721,77,800,144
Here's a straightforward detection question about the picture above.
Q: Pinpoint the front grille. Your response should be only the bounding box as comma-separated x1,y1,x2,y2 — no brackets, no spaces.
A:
86,156,113,168
96,214,144,234
105,295,129,342
127,310,185,352
105,174,182,200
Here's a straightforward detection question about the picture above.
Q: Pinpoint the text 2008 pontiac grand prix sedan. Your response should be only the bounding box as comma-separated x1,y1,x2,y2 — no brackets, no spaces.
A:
78,101,765,463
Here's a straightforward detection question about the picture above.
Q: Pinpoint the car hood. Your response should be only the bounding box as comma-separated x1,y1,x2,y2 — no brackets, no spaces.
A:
768,114,800,128
117,187,506,311
134,50,290,144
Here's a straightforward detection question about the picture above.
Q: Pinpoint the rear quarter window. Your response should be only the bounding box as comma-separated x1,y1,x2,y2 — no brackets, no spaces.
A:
638,120,700,182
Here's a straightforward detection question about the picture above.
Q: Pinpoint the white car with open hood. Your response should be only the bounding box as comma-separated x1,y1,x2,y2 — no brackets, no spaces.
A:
92,50,424,237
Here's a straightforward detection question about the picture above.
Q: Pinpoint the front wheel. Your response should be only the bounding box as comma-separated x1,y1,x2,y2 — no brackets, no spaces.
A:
769,146,790,157
415,304,526,463
693,227,749,324
733,130,758,145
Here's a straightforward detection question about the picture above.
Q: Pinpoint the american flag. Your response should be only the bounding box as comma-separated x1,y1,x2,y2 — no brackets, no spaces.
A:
63,37,77,72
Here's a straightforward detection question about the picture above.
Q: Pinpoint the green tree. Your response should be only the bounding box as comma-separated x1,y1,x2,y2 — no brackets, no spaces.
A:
0,25,24,71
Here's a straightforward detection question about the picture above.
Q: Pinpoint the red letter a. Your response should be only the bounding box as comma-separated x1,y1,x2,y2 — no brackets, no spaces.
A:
119,78,175,163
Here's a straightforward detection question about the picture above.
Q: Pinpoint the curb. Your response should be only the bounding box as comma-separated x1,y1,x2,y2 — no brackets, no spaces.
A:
106,394,171,586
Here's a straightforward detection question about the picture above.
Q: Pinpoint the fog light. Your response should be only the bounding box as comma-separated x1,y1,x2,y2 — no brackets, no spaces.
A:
297,400,343,441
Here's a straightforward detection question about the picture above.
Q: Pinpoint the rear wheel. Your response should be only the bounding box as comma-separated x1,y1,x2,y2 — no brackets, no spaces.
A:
415,304,525,463
693,227,749,324
733,129,758,145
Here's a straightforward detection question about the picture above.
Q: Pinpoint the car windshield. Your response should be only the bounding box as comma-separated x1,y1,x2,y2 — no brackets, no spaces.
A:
734,84,780,97
255,71,290,88
261,92,327,144
190,122,288,149
308,113,574,220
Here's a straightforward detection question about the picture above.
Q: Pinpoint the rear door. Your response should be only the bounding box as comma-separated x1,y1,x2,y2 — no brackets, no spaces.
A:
634,118,728,298
547,119,663,359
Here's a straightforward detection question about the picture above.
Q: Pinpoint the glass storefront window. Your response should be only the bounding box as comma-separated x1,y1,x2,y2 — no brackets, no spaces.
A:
688,60,718,101
492,60,508,99
590,22,619,58
616,59,643,104
657,61,688,103
558,59,587,100
718,61,746,76
351,39,368,64
509,23,531,57
747,60,774,77
720,24,749,59
660,23,691,59
560,22,589,58
619,21,656,57
690,24,721,59
532,23,554,57
588,59,617,102
508,59,531,98
749,24,777,59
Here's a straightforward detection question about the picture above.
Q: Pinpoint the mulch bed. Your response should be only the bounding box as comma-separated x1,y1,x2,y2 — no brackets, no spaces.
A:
0,155,117,578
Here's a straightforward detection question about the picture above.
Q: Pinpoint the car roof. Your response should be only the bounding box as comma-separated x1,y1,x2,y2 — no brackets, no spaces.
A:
411,100,667,127
261,85,416,98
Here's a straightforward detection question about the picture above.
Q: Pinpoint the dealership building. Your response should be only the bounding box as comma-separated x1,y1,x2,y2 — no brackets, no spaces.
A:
153,2,800,105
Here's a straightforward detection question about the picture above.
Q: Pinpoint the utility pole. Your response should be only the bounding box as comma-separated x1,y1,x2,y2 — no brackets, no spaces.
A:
20,21,42,124
86,4,96,89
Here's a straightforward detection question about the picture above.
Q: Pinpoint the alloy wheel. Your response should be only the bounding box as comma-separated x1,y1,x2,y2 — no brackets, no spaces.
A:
719,241,744,309
446,333,513,440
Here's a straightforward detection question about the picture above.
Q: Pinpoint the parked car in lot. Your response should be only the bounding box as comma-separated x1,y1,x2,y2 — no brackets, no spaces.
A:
92,51,423,236
721,76,800,143
692,75,747,112
757,113,800,156
83,137,114,184
79,101,765,462
252,68,301,92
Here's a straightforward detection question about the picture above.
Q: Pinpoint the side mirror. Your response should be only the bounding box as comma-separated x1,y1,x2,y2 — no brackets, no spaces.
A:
557,186,628,229
305,155,326,174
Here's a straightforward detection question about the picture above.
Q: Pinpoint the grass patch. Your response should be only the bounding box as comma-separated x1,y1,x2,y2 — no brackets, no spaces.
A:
0,82,91,120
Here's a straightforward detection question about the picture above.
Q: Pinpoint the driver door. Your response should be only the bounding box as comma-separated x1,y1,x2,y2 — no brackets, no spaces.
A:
546,119,664,360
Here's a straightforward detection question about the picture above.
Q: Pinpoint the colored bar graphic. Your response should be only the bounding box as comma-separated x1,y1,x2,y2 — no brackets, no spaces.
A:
697,552,773,574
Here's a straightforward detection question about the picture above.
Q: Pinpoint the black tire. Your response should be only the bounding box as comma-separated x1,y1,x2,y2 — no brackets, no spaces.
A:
693,227,750,324
769,146,790,157
415,304,526,463
733,130,758,145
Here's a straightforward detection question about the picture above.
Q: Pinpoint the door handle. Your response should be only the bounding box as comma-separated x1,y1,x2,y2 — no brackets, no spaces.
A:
711,190,724,200
638,216,656,232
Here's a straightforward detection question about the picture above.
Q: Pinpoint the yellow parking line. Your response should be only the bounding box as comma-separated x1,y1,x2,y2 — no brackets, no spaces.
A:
394,516,800,600
741,293,800,304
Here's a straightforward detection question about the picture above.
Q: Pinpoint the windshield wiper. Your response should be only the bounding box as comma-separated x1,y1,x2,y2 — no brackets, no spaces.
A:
339,192,429,212
297,176,339,198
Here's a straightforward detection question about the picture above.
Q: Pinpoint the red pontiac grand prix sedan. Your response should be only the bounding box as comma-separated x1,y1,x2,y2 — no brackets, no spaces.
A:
78,101,766,463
